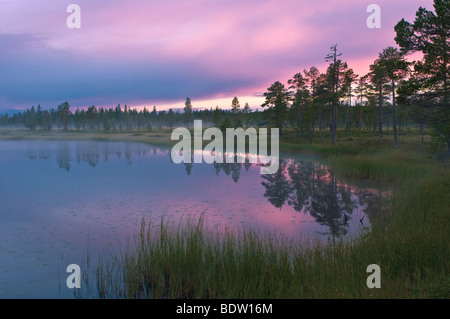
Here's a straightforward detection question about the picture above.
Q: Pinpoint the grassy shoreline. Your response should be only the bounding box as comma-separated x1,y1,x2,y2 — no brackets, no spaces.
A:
0,129,175,147
0,127,433,155
82,169,448,298
2,129,449,298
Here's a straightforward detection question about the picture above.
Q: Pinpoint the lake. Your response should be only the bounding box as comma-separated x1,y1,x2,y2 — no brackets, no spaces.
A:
0,140,387,298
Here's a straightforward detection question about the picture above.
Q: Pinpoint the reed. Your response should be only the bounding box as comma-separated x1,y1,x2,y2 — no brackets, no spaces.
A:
46,128,446,298
85,164,448,299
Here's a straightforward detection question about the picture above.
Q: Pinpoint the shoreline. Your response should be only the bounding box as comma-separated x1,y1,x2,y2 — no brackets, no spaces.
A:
1,128,448,298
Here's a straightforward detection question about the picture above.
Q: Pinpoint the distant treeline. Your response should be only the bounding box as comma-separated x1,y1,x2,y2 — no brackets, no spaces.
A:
0,102,261,132
0,98,422,136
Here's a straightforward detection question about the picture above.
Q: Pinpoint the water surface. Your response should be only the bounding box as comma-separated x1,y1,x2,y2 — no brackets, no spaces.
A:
0,140,387,298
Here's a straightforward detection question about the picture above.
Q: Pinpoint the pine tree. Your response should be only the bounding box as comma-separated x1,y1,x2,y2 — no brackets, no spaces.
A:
288,73,310,137
184,98,193,129
242,103,252,127
395,0,450,151
368,56,391,143
377,47,408,146
213,106,222,127
261,81,290,138
231,97,240,127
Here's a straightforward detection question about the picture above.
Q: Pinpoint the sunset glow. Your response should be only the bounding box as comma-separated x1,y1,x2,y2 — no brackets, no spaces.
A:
0,0,433,111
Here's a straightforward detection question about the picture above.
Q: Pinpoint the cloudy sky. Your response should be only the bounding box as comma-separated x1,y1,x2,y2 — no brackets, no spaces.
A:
0,0,432,112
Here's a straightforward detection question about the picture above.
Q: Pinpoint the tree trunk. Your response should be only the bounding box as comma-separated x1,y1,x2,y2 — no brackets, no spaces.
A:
331,103,335,146
319,114,322,132
298,109,303,138
334,103,338,140
378,85,383,143
392,80,398,147
359,104,363,132
347,88,351,133
279,118,283,139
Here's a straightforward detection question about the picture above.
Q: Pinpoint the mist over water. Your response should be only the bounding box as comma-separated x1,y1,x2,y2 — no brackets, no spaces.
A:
0,140,387,298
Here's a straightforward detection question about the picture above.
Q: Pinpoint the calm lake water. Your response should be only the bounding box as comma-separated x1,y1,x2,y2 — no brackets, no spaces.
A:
0,140,387,298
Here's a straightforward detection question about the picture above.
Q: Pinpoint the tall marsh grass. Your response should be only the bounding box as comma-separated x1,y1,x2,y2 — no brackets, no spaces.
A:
77,135,449,299
82,216,365,299
80,169,449,299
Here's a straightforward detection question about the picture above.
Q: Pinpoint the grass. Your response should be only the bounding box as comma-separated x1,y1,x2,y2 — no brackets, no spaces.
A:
80,216,359,299
76,130,448,298
0,129,174,147
79,166,449,299
2,127,448,298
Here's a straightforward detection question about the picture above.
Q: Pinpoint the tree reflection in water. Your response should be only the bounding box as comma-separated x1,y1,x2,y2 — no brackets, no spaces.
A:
32,143,388,240
208,153,383,240
262,158,360,241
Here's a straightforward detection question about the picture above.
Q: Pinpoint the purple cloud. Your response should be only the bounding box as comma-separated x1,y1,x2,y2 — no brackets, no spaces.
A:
0,0,434,111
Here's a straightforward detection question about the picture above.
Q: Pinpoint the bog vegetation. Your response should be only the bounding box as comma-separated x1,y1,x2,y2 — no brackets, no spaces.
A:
1,0,448,298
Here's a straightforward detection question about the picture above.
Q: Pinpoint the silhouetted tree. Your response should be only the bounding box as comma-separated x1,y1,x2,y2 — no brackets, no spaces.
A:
261,81,290,138
395,0,450,151
184,98,193,129
231,97,241,127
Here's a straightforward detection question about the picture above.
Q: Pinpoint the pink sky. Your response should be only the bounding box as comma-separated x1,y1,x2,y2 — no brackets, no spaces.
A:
0,0,434,111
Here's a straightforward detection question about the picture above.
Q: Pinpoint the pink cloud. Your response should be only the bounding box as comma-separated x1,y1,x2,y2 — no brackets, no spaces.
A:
0,0,436,109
